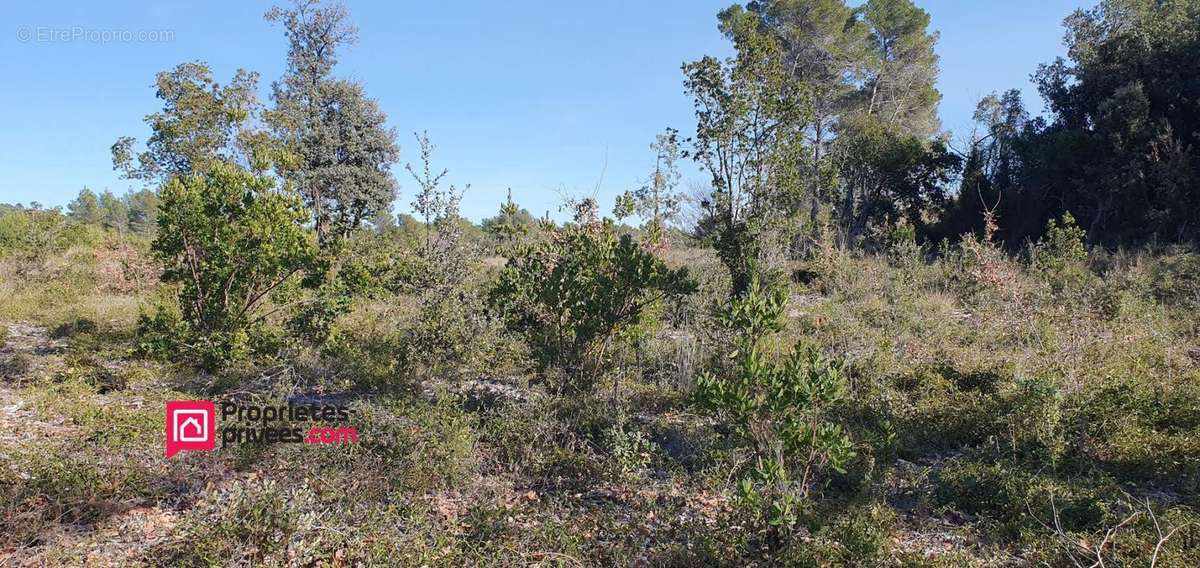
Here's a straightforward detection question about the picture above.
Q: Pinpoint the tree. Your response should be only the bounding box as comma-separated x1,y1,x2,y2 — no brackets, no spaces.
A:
944,0,1200,247
98,191,130,231
112,62,263,185
266,0,399,246
1032,0,1200,244
616,128,686,245
484,188,535,253
855,0,942,138
933,90,1037,243
720,1,950,243
145,164,317,368
0,208,89,275
67,188,102,225
126,189,162,235
832,116,959,240
734,0,869,220
684,17,811,296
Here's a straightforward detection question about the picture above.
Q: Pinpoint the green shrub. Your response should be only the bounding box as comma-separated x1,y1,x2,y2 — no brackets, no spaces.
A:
819,504,896,565
606,418,656,480
1033,213,1089,294
1073,379,1200,488
490,219,696,392
1150,249,1200,313
143,164,318,369
698,279,855,534
997,376,1066,466
0,208,94,272
935,459,1111,536
349,398,478,493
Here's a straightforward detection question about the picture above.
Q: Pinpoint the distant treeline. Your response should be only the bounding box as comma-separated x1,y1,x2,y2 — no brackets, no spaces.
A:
6,0,1199,253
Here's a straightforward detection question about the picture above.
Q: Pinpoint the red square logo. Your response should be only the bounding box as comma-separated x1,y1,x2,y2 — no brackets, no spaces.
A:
165,400,215,458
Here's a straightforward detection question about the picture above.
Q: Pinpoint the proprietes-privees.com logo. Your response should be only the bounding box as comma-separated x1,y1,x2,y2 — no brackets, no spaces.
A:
166,400,357,458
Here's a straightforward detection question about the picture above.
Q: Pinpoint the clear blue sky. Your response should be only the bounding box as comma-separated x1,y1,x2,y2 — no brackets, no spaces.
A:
0,1,1085,221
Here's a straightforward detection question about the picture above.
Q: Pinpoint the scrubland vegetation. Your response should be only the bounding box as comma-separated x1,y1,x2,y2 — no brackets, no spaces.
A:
2,0,1199,566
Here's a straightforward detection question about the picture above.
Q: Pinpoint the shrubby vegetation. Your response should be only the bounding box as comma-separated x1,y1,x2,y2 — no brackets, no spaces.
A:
137,165,318,369
698,279,854,535
490,215,696,392
2,0,1199,565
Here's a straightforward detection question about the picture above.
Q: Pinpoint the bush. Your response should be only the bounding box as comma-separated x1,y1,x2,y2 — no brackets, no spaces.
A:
490,219,696,392
142,164,318,369
1033,213,1090,295
698,279,855,534
162,478,319,566
1150,249,1200,313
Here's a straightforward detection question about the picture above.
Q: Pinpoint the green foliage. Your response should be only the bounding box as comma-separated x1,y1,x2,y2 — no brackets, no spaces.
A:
698,279,855,533
943,0,1200,246
266,0,399,245
485,188,535,253
142,164,317,368
165,478,318,566
9,2,1200,565
1149,249,1200,313
112,61,263,184
856,0,943,136
619,128,686,244
685,15,811,295
723,0,948,246
286,273,353,346
490,220,696,392
833,116,960,240
1033,213,1087,278
606,418,656,479
66,187,101,225
0,207,94,273
817,504,896,565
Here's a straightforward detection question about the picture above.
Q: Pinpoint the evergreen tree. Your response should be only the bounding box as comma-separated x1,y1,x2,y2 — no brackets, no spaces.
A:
266,0,400,246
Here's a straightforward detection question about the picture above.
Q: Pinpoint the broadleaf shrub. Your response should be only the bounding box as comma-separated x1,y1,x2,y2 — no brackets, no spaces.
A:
697,279,855,533
489,219,696,392
137,164,317,369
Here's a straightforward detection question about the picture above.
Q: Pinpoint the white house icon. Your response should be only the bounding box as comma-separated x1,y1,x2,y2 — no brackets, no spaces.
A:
173,409,209,442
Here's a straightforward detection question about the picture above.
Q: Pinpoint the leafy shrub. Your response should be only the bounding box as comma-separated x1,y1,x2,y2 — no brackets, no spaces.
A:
935,459,1110,536
698,279,855,533
606,418,656,480
1033,213,1087,271
1074,379,1200,488
818,504,896,565
1033,213,1089,293
997,376,1066,466
490,219,696,392
140,164,318,369
335,398,480,494
935,459,1031,526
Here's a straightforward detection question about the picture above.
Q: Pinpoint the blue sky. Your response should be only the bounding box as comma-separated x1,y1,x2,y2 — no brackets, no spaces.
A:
0,1,1085,221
